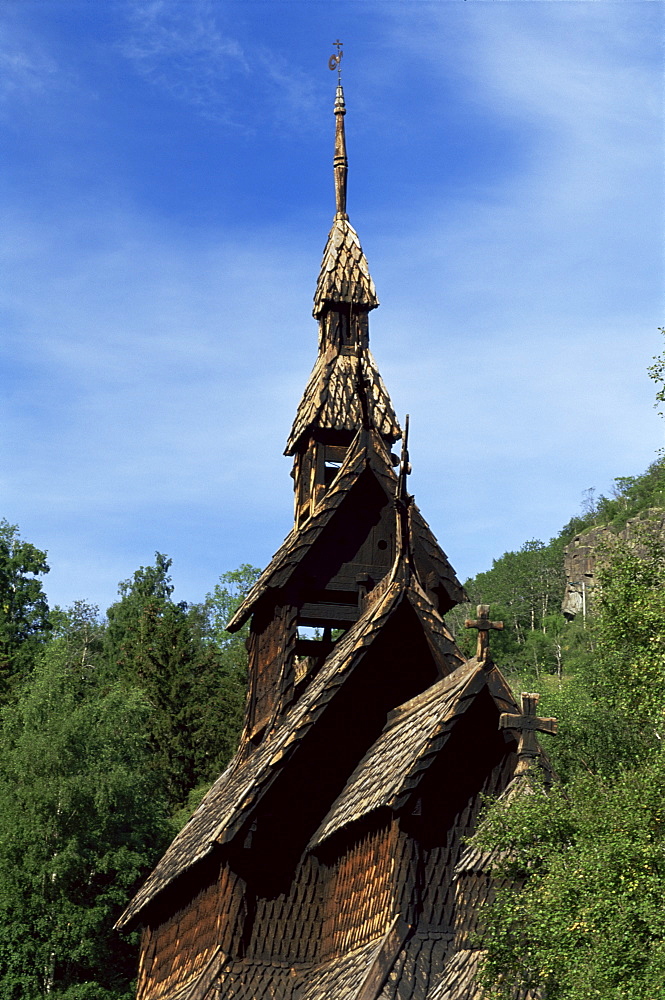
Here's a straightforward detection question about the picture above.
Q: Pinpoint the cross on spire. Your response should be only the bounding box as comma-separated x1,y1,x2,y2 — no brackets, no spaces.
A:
329,40,343,79
464,604,503,662
499,692,557,769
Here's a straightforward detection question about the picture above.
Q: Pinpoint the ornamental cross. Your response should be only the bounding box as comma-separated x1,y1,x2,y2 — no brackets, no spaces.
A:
499,692,558,760
329,40,343,78
464,604,503,661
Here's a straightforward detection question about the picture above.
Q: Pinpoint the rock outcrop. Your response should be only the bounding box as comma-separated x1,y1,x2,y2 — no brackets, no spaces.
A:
562,509,665,619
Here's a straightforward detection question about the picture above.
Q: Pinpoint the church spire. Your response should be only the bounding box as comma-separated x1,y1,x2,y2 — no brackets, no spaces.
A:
333,82,348,218
286,62,400,524
310,70,379,322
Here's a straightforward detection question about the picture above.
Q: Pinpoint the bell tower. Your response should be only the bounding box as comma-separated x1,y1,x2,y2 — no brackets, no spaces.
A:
224,82,465,748
287,80,400,528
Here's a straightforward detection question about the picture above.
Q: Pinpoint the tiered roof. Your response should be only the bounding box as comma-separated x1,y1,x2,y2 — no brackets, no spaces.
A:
285,347,399,455
120,70,542,1000
229,428,465,633
118,573,465,930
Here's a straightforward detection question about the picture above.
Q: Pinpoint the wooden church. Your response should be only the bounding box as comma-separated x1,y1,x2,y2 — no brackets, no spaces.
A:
117,70,554,1000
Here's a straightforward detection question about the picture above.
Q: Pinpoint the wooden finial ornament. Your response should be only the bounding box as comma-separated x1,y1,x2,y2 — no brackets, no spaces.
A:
395,415,411,503
464,604,503,661
499,692,557,769
390,415,414,581
329,40,343,79
330,42,348,218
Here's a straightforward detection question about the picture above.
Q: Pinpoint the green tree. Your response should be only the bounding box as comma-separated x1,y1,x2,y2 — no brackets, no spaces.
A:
478,766,665,1000
0,609,170,998
477,529,665,999
105,558,259,810
592,523,665,728
105,555,202,806
455,539,566,678
648,327,665,418
192,564,261,781
0,520,50,694
202,563,260,667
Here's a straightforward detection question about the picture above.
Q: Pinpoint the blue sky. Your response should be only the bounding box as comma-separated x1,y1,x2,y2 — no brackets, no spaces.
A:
2,1,663,613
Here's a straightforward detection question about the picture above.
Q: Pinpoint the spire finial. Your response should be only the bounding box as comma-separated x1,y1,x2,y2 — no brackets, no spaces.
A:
329,40,343,81
390,415,414,583
329,41,348,219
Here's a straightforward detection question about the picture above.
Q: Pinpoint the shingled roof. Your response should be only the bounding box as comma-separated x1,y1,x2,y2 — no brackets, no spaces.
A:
312,216,379,319
210,931,403,1000
285,345,400,455
118,574,462,931
311,659,518,848
228,428,465,633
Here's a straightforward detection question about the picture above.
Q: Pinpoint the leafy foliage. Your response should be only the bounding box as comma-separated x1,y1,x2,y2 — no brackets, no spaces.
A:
104,557,259,810
478,767,665,1000
558,453,665,540
647,327,665,418
0,613,171,998
0,531,257,998
450,538,567,680
476,523,665,999
0,519,50,693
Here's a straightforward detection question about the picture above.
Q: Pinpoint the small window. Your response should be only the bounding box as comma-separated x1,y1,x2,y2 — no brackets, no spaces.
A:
324,460,343,486
297,625,324,642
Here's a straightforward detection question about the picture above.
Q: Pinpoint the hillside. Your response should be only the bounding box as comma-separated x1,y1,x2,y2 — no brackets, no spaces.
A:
448,450,665,998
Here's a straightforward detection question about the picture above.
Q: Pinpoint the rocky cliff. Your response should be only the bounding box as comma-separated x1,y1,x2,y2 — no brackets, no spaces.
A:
562,508,665,619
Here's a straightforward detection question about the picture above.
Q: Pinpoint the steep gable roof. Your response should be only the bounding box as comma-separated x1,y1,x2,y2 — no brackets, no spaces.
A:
311,660,518,848
120,577,456,930
227,429,465,632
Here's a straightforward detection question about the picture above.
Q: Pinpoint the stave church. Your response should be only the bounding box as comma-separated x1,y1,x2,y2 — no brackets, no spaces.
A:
117,64,554,1000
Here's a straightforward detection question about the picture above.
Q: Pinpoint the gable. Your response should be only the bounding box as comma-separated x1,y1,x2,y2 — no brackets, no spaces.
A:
234,599,451,893
118,582,416,928
228,429,465,633
311,658,519,849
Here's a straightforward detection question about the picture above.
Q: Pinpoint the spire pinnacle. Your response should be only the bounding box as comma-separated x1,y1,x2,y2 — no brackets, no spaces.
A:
329,42,348,219
391,414,414,583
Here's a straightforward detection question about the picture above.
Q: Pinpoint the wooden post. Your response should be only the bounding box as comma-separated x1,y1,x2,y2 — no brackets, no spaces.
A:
464,604,503,661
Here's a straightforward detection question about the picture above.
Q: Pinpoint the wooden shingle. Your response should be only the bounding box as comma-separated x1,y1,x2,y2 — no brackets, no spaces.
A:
312,217,379,319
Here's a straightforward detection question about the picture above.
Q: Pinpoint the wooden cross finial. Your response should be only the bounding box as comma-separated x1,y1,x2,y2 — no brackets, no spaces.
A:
464,604,503,661
329,40,343,78
499,692,557,766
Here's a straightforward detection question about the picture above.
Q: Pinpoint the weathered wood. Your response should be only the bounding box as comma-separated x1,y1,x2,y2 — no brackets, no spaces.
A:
355,917,411,1000
464,604,504,661
187,946,225,1000
122,74,532,1000
499,691,558,760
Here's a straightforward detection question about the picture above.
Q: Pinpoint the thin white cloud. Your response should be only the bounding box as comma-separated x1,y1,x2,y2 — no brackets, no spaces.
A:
2,1,662,608
122,0,317,128
0,203,314,513
0,18,59,111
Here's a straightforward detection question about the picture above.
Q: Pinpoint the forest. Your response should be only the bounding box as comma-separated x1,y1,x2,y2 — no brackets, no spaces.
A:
1,343,663,999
